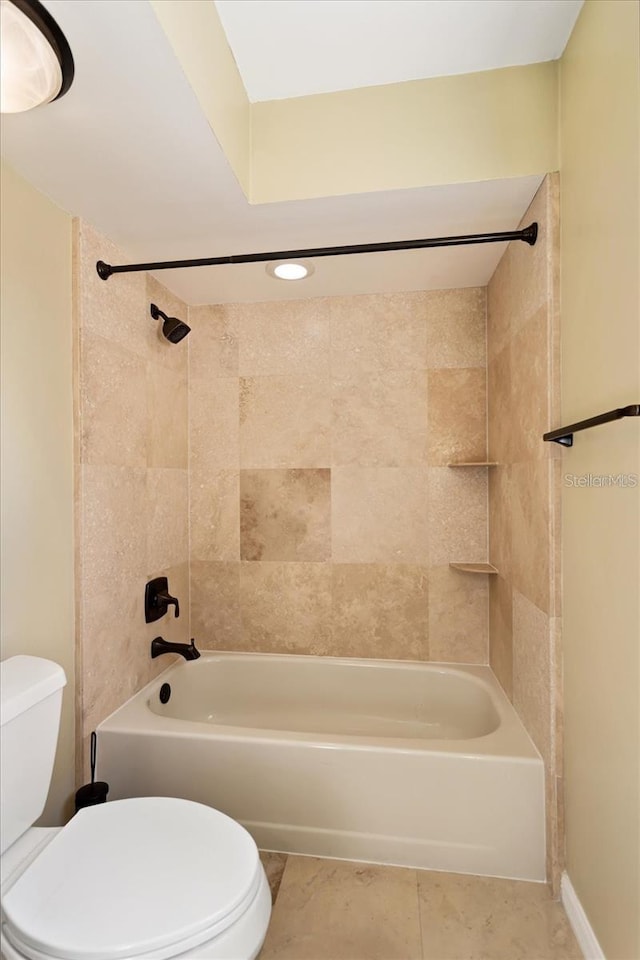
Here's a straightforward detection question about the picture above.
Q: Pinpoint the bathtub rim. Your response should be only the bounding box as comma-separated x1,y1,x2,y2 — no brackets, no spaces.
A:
97,653,542,763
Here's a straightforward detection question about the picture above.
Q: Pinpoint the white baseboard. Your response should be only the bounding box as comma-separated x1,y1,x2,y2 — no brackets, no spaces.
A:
561,872,606,960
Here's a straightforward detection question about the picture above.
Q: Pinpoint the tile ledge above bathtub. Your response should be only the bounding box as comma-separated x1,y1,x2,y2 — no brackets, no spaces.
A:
449,562,499,574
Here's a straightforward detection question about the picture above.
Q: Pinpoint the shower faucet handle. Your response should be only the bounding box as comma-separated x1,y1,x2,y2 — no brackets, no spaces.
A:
145,577,180,623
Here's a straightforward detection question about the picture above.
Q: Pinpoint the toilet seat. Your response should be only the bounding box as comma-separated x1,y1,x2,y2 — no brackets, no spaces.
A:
2,797,262,960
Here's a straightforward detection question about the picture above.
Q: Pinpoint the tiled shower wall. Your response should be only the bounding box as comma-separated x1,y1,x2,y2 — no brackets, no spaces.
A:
73,223,189,778
188,290,490,661
487,175,562,889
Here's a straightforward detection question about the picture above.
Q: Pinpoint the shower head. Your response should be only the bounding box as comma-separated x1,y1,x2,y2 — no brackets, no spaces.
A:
150,303,190,343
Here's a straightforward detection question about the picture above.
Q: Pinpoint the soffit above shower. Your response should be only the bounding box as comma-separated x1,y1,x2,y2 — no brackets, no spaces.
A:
214,0,584,102
1,0,543,305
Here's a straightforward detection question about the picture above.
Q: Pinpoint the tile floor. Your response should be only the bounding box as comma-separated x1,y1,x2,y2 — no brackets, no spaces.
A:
258,853,582,960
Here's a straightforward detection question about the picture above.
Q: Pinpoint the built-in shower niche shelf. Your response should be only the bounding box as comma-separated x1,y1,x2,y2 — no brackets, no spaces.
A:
449,562,499,574
447,461,498,467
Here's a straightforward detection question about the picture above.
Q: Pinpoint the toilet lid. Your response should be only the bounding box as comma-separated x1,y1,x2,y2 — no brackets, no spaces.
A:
2,797,261,960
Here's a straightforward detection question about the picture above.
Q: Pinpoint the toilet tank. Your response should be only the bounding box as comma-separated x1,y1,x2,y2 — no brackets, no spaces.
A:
1,656,66,854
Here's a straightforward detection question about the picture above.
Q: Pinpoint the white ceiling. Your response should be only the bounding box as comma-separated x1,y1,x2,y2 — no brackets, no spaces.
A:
1,0,547,305
215,0,583,102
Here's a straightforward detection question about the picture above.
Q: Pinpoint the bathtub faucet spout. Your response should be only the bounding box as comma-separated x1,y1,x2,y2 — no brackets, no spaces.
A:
151,637,200,661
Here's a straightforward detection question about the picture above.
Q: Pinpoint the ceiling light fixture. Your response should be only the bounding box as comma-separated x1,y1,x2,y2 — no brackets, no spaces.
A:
0,0,74,114
266,261,314,281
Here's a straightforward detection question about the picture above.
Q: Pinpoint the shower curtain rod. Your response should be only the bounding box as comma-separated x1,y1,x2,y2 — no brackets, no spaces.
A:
96,222,538,280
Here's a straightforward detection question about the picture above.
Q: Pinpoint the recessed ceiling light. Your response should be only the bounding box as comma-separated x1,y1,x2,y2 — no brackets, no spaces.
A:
0,0,74,114
266,261,315,281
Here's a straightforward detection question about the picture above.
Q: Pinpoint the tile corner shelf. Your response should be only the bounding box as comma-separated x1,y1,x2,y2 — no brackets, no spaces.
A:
447,461,498,467
449,562,499,574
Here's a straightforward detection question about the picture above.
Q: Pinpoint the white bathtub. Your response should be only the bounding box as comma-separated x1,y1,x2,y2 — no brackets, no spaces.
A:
98,653,545,881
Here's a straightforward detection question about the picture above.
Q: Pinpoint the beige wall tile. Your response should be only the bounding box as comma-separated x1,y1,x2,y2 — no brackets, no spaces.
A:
190,377,239,472
512,589,552,768
187,303,239,378
489,575,513,697
146,468,188,573
486,254,514,362
240,376,331,468
238,298,330,376
81,464,147,582
261,856,422,960
425,287,486,369
330,291,428,376
190,469,240,561
511,460,551,613
487,181,551,362
240,468,331,561
428,564,488,663
332,371,428,467
77,223,148,360
147,362,187,468
331,564,428,660
488,464,512,578
427,368,486,466
510,306,551,464
240,562,332,654
80,334,147,467
332,467,429,563
190,561,241,650
428,467,487,566
487,345,512,464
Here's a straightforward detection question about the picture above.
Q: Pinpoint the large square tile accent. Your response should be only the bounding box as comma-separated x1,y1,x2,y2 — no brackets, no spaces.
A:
238,299,330,377
260,856,422,960
427,367,487,466
330,291,428,376
239,376,331,468
240,562,331,654
332,467,429,563
240,469,331,561
417,870,581,960
332,371,428,466
331,564,429,659
427,564,488,663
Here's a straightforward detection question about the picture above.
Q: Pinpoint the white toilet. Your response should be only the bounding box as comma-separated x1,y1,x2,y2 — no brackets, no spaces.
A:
0,656,272,960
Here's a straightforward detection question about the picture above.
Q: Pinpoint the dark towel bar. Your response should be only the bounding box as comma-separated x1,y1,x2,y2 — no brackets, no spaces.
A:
543,404,640,447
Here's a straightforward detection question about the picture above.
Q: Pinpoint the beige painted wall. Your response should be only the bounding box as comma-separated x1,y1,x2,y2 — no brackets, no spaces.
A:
0,162,76,824
150,0,557,204
252,63,558,203
188,290,490,662
150,0,251,196
559,2,640,958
